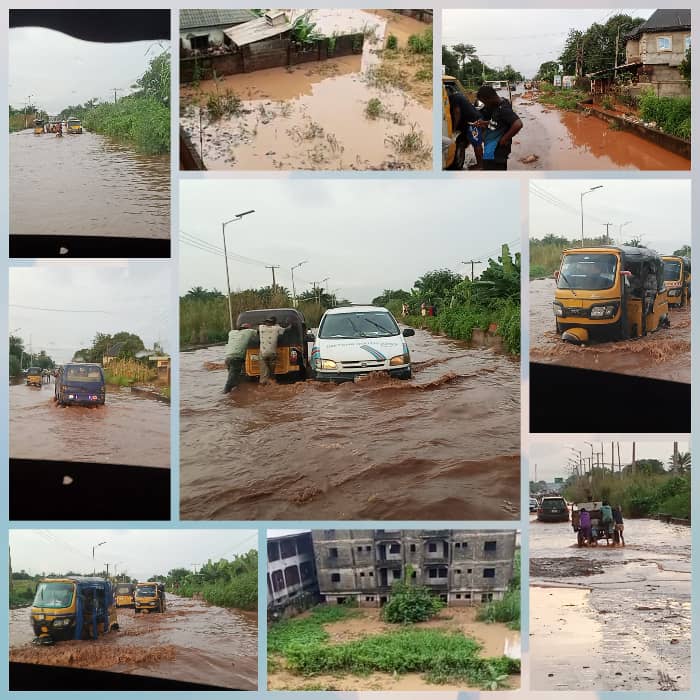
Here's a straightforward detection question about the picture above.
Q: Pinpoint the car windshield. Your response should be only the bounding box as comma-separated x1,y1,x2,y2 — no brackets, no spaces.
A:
319,311,399,339
544,499,566,507
68,119,80,126
66,366,103,381
33,582,74,608
558,253,618,291
27,367,42,374
137,585,156,596
664,261,682,281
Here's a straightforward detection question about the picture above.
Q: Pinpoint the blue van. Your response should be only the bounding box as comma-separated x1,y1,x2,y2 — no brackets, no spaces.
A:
55,363,106,406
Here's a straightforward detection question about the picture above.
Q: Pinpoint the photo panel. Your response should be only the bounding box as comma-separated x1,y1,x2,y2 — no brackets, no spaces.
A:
179,179,521,521
267,527,521,691
9,528,258,691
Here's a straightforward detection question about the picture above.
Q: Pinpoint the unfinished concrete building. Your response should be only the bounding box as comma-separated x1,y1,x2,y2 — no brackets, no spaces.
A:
267,531,318,614
312,529,516,607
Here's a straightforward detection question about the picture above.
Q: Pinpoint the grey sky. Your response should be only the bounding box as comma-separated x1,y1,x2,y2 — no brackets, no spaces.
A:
530,179,690,253
8,27,168,113
10,529,258,581
180,179,521,303
9,261,171,363
442,9,652,78
530,438,690,482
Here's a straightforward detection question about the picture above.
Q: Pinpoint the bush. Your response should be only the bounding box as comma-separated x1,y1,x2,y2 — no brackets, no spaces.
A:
407,28,433,55
268,604,358,654
365,97,382,119
639,88,691,139
382,574,444,624
601,95,614,111
9,354,22,377
386,34,398,50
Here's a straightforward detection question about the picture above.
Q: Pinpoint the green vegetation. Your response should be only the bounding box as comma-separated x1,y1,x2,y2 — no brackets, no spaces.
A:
365,97,383,119
10,577,36,608
477,550,520,630
563,454,691,519
601,95,614,111
537,87,586,111
530,234,610,278
386,34,398,50
382,566,444,623
639,88,691,140
9,335,55,378
679,48,691,84
443,43,522,88
206,89,242,121
162,550,257,610
407,28,433,55
384,123,432,161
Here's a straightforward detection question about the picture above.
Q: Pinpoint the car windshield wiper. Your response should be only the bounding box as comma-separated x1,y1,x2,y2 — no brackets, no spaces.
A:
559,272,577,296
362,318,394,335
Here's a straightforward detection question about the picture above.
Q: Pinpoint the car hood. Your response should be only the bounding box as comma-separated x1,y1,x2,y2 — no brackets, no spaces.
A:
315,337,406,362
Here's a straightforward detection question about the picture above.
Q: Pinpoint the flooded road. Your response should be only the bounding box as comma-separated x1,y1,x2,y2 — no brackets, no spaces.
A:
9,380,170,468
529,278,691,383
530,516,691,691
9,594,257,690
509,94,690,170
10,130,170,237
180,327,519,520
180,10,431,170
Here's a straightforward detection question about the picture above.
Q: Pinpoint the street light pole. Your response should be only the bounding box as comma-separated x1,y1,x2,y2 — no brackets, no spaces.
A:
92,541,107,576
221,210,255,331
580,185,604,247
25,95,33,129
619,220,632,244
291,260,308,308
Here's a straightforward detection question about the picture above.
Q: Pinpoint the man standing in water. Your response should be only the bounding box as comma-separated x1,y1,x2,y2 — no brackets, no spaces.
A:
475,85,522,170
258,316,289,385
613,505,625,546
223,323,257,393
448,88,484,169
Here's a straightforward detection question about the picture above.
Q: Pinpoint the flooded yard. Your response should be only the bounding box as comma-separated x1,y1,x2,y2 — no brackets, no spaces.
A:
180,10,432,170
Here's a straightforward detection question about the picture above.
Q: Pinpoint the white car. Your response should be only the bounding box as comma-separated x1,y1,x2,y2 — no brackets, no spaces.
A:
312,306,414,381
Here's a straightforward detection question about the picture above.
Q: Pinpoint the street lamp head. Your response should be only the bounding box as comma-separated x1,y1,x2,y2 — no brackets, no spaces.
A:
236,209,255,218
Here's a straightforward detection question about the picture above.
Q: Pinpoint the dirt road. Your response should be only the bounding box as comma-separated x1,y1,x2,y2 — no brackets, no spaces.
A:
10,129,170,236
10,380,170,468
9,594,257,690
530,516,691,691
180,327,520,520
529,278,691,383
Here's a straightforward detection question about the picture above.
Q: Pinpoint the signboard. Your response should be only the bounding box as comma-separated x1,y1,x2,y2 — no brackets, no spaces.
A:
554,477,564,483
553,74,562,87
562,75,574,89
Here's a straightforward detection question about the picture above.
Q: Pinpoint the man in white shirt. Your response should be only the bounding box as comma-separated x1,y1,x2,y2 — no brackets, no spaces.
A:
258,316,289,385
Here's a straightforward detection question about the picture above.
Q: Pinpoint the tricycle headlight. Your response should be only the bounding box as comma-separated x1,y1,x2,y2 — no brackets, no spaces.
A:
553,303,563,317
34,614,45,621
53,618,70,627
320,359,337,370
590,306,605,319
389,354,409,366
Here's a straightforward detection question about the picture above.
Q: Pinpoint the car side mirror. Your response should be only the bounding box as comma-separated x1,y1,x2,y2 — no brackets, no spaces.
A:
306,332,316,342
402,328,415,337
554,270,560,281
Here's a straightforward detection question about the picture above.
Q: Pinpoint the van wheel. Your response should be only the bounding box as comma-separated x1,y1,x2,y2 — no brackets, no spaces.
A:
447,139,466,171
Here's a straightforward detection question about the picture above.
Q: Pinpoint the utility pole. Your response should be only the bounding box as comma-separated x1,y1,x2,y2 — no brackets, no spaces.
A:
111,88,122,104
632,441,636,474
617,442,622,476
604,223,613,243
673,441,679,471
461,260,483,281
25,95,33,129
105,563,110,578
265,265,280,291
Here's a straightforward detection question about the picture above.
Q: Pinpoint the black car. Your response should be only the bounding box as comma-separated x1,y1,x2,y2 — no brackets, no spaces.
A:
536,496,569,522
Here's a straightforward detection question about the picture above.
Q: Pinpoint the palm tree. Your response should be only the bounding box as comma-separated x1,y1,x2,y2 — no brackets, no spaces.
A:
669,451,691,474
452,43,476,75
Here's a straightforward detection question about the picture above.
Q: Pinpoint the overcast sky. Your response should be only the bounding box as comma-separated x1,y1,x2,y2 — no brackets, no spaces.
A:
180,179,521,302
442,9,652,78
530,438,690,482
10,529,258,581
530,179,690,253
8,28,167,113
9,261,171,363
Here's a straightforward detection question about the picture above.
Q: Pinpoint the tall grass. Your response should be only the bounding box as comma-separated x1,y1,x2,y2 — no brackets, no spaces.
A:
103,357,156,385
639,88,691,140
477,551,520,630
530,235,610,278
538,88,587,111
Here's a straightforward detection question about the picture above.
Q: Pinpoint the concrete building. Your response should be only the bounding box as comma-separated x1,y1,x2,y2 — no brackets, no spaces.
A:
267,531,318,614
624,9,691,97
179,9,258,52
312,529,517,608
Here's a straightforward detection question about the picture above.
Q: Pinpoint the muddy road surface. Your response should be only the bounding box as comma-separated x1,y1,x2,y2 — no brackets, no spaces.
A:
530,278,691,383
180,10,431,171
9,594,257,690
530,516,691,691
508,95,690,171
10,129,170,237
10,380,170,468
180,327,519,520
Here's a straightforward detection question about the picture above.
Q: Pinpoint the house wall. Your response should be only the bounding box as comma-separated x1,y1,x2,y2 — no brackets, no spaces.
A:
180,27,227,51
627,30,690,67
267,533,319,611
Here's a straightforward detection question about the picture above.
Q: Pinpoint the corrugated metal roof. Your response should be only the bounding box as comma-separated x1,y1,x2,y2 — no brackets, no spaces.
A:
224,10,303,47
179,9,257,31
625,9,691,39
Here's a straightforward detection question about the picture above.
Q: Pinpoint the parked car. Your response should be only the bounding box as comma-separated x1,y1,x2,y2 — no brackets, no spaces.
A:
312,306,414,381
529,497,539,513
54,363,106,406
536,496,569,522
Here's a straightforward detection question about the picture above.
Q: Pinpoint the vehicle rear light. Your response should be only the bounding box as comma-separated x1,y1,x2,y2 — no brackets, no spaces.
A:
290,349,298,363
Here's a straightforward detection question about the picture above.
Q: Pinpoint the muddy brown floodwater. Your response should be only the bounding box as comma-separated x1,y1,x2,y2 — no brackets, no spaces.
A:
180,327,520,520
9,379,170,468
530,277,691,383
180,10,432,170
9,594,257,690
530,516,691,691
10,130,170,236
508,94,690,170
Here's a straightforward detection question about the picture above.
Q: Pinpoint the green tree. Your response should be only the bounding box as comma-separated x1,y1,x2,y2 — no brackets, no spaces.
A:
413,269,463,302
451,42,477,74
372,289,412,305
679,48,691,84
673,244,691,257
535,61,561,82
442,45,460,77
622,458,665,475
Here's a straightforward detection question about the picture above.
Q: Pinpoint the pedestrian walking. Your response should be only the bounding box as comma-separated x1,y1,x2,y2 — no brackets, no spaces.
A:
613,504,625,546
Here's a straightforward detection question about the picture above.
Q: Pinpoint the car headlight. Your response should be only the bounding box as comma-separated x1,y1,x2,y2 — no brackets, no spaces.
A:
553,303,563,317
389,354,409,366
669,289,681,297
589,304,617,319
319,359,337,369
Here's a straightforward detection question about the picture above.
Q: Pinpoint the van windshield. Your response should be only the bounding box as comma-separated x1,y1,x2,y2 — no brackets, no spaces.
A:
116,585,132,595
136,585,156,596
33,582,74,608
319,311,399,339
664,260,682,281
558,253,618,291
66,366,103,381
27,367,42,374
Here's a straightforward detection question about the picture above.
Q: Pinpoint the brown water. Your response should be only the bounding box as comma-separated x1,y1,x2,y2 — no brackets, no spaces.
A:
530,516,691,691
530,278,691,383
496,94,690,171
180,11,431,170
180,328,520,520
9,595,257,690
9,379,170,468
10,130,170,237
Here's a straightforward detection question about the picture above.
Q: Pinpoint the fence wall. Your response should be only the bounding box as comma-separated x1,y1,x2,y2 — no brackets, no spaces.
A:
180,33,363,83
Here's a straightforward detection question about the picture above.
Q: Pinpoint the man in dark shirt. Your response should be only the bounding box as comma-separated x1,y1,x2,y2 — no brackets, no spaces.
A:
448,89,483,169
475,85,523,170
